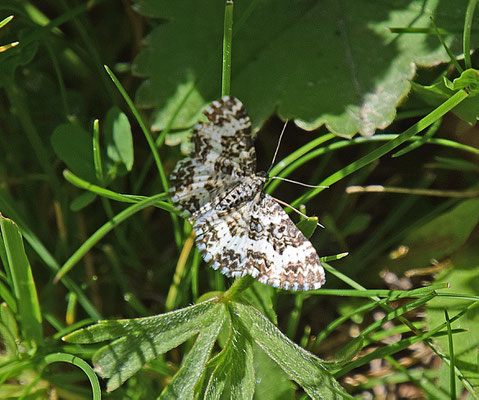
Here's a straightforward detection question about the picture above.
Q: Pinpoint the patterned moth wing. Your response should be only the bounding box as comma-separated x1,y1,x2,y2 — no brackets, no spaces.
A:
192,175,325,291
169,97,255,216
169,96,325,290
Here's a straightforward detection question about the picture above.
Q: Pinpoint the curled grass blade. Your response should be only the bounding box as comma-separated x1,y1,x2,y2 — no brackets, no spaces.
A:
40,353,101,400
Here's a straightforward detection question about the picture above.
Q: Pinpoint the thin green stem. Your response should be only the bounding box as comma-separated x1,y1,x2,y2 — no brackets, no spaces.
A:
222,1,234,97
92,120,104,184
430,16,463,73
223,275,255,301
464,0,477,69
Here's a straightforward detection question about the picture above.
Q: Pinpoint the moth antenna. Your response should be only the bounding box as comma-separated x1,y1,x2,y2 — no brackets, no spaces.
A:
267,120,288,174
271,196,325,229
271,176,329,189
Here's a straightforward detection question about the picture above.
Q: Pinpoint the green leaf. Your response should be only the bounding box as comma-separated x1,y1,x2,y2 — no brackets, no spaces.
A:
132,0,477,136
412,79,479,124
70,192,97,212
296,216,319,239
51,122,97,182
161,312,226,399
0,303,19,341
426,245,479,397
0,215,42,345
104,106,134,172
0,24,38,88
0,321,17,358
240,282,277,325
204,312,255,400
448,68,479,94
230,301,350,399
381,198,479,273
252,344,296,400
64,299,224,391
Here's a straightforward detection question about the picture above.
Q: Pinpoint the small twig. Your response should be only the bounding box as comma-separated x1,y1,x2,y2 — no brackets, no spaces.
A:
346,185,479,198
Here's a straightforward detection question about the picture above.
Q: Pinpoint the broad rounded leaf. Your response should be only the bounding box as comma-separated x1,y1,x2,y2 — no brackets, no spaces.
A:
51,123,96,183
132,0,478,136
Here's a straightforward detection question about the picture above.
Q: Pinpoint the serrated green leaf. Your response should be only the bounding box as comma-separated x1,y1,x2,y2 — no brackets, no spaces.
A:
0,216,42,345
205,313,255,400
51,122,97,182
230,301,349,399
104,106,134,171
161,310,226,399
64,300,223,391
133,0,477,136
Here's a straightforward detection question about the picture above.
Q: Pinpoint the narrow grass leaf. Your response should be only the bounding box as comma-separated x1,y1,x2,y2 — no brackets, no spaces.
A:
0,216,42,344
230,301,351,399
445,310,457,400
0,322,17,356
92,119,104,184
392,118,441,158
339,294,435,360
0,276,17,313
0,303,19,341
0,190,101,320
